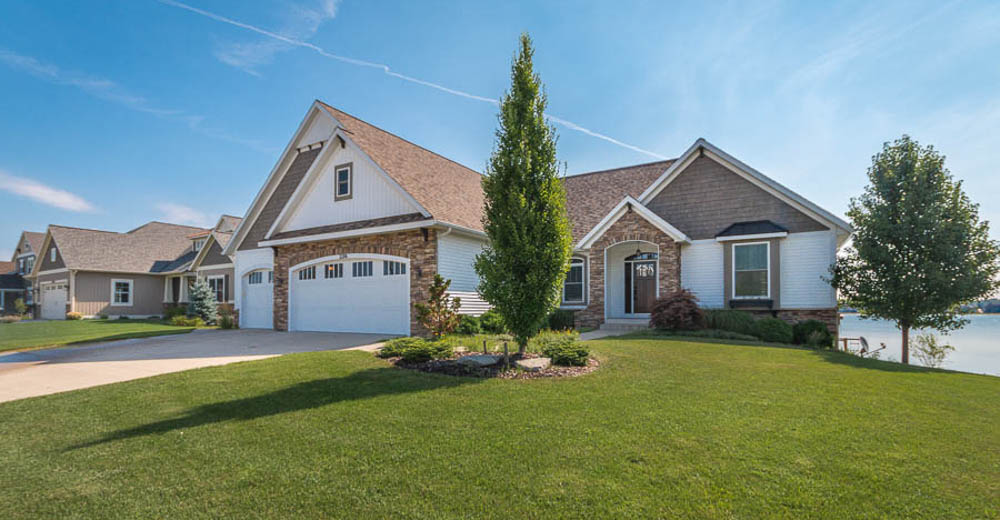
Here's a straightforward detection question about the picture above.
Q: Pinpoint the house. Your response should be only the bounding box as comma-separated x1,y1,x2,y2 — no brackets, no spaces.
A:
1,231,45,314
224,101,850,336
28,216,241,319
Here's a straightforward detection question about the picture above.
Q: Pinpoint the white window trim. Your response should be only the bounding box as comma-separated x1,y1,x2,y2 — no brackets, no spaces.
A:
206,275,226,302
731,241,771,300
110,278,134,307
50,247,57,262
193,238,207,252
561,257,587,306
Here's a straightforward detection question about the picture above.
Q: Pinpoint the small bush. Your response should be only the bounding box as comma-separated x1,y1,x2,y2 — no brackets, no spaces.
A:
806,330,832,349
14,298,27,315
539,335,589,366
170,315,204,327
546,309,575,331
752,318,794,343
912,333,955,368
117,315,130,320
650,289,705,331
219,312,236,330
792,320,832,346
456,315,482,335
65,312,83,320
1,315,22,324
479,309,506,334
165,306,186,319
377,337,427,358
399,341,454,364
703,309,756,335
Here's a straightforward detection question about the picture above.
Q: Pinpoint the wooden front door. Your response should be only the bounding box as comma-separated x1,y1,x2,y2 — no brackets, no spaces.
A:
632,261,656,313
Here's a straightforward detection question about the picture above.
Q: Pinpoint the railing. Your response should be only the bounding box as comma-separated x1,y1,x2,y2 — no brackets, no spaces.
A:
839,336,886,357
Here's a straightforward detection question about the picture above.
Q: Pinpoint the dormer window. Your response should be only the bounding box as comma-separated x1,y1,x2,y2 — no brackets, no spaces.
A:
193,239,206,252
334,162,352,201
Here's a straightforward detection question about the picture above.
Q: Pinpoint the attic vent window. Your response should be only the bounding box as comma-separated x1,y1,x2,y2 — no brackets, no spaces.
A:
193,238,206,252
334,162,353,201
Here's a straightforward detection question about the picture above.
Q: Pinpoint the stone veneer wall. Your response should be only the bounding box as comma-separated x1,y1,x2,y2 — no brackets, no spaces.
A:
271,228,437,335
576,210,683,329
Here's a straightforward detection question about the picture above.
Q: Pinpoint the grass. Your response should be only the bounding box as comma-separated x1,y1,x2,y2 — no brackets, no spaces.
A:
0,337,997,518
0,319,194,352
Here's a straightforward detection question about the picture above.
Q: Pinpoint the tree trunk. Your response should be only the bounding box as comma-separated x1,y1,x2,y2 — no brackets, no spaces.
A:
901,325,910,364
518,342,527,357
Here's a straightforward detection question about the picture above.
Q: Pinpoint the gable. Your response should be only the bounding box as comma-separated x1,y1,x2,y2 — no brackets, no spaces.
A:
274,139,422,235
646,155,828,240
38,236,65,271
199,239,231,267
238,147,323,251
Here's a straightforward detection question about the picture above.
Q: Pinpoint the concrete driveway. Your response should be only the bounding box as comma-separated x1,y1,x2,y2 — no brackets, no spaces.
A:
0,329,388,403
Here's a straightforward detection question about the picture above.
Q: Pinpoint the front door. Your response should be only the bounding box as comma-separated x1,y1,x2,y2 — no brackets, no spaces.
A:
624,252,657,314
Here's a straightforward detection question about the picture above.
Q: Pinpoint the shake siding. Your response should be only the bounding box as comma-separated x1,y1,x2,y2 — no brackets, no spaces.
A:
74,272,164,316
646,155,828,239
38,239,66,271
200,242,230,267
680,241,725,308
779,230,837,308
238,148,323,251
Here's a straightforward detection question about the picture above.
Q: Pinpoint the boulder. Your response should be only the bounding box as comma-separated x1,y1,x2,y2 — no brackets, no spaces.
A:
456,354,501,367
515,357,551,372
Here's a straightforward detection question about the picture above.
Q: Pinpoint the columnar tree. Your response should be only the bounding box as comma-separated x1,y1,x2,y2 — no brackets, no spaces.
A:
475,33,573,355
831,136,1000,363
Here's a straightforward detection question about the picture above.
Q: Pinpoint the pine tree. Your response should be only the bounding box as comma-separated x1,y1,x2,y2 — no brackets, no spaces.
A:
414,274,462,338
187,278,220,325
474,33,573,355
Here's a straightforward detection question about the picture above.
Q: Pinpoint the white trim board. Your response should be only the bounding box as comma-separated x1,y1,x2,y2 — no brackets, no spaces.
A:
576,196,690,250
716,231,788,242
258,221,485,248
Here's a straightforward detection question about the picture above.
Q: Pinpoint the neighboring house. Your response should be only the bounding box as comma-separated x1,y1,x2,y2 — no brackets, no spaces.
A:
28,216,241,319
225,101,850,336
1,231,45,314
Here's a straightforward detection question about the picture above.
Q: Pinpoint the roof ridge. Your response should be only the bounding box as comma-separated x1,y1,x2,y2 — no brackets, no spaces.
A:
49,224,121,234
128,221,211,233
564,159,676,181
317,100,484,178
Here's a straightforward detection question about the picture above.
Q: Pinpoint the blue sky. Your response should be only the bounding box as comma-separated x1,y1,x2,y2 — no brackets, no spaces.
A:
2,0,999,260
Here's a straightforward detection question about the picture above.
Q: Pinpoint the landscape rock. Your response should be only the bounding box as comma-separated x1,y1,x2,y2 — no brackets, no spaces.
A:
456,354,501,367
515,357,551,372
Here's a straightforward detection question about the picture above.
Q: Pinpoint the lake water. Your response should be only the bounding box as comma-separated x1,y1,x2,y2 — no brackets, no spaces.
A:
839,314,1000,376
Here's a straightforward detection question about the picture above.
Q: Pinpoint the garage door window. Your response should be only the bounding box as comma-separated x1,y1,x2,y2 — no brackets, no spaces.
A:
298,266,316,281
384,261,406,276
352,261,373,277
248,271,263,284
325,263,344,279
112,279,133,306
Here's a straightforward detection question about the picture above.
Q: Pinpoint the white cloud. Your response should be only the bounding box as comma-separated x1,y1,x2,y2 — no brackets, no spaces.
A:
0,48,273,153
0,170,97,212
155,203,215,228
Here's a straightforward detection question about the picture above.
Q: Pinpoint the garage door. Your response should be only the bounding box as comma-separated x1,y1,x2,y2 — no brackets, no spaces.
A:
41,283,67,320
289,256,410,335
240,269,273,329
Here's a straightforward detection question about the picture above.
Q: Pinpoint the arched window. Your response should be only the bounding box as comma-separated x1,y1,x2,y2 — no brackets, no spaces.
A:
562,257,586,304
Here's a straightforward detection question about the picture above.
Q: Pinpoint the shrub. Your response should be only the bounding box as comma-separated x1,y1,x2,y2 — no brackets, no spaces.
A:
170,315,204,327
649,289,705,331
165,306,186,319
752,318,794,343
912,333,955,368
400,341,454,364
187,278,219,325
1,315,22,324
14,298,27,315
219,312,236,330
456,315,482,335
479,309,507,334
66,312,83,320
414,274,462,338
793,320,833,347
117,315,129,320
546,309,575,331
703,309,756,335
537,333,589,366
377,337,428,358
98,315,108,320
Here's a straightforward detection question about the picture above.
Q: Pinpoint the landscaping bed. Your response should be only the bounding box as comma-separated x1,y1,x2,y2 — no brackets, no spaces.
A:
384,349,600,379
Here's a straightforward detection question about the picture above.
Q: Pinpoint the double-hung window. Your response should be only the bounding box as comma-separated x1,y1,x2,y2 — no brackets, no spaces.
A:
562,258,585,304
334,163,352,201
207,276,226,302
383,261,406,276
111,279,133,306
732,243,770,299
352,261,373,277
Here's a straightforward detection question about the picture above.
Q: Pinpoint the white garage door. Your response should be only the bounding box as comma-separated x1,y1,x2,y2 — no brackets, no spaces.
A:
41,283,67,320
241,269,274,329
289,256,410,335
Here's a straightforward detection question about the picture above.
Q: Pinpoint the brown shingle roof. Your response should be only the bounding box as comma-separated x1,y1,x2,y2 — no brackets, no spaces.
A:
48,222,209,274
216,215,242,233
23,232,45,255
0,261,14,274
270,213,430,240
562,160,675,242
318,102,485,232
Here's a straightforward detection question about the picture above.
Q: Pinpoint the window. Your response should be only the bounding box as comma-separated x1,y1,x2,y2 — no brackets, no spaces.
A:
207,276,226,302
268,270,273,283
563,258,585,303
298,266,316,280
193,238,206,252
50,247,57,262
352,261,373,277
248,271,263,285
325,263,344,279
25,288,33,305
25,257,33,273
111,279,133,306
383,261,406,276
17,258,24,274
733,243,769,299
334,162,353,201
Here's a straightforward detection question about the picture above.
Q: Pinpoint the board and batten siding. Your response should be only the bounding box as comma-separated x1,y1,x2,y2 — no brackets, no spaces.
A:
680,240,725,308
74,272,165,317
779,230,837,308
437,232,490,316
279,145,420,233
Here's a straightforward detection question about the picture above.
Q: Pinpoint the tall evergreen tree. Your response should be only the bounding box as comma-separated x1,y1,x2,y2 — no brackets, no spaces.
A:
187,278,220,325
475,33,573,355
831,136,1000,363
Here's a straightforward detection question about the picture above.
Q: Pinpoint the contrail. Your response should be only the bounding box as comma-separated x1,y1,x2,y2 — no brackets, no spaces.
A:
158,0,668,160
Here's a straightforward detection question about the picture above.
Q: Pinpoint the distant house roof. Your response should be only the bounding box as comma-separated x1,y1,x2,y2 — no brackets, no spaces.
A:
23,232,45,255
0,261,14,274
716,220,789,237
47,222,209,274
562,160,675,242
216,215,242,233
318,101,485,232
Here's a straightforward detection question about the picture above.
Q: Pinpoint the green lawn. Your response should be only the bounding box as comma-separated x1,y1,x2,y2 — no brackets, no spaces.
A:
0,337,997,518
0,319,194,352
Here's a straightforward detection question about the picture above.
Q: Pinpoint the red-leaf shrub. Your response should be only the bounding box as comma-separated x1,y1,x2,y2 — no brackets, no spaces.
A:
649,289,705,331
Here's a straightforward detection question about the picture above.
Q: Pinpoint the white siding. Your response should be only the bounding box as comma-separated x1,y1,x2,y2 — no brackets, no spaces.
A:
437,233,486,292
295,113,335,148
681,240,724,308
448,291,490,316
780,230,837,308
279,145,420,233
234,248,274,311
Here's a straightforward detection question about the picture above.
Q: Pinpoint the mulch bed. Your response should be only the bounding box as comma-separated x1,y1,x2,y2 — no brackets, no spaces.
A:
382,351,600,379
